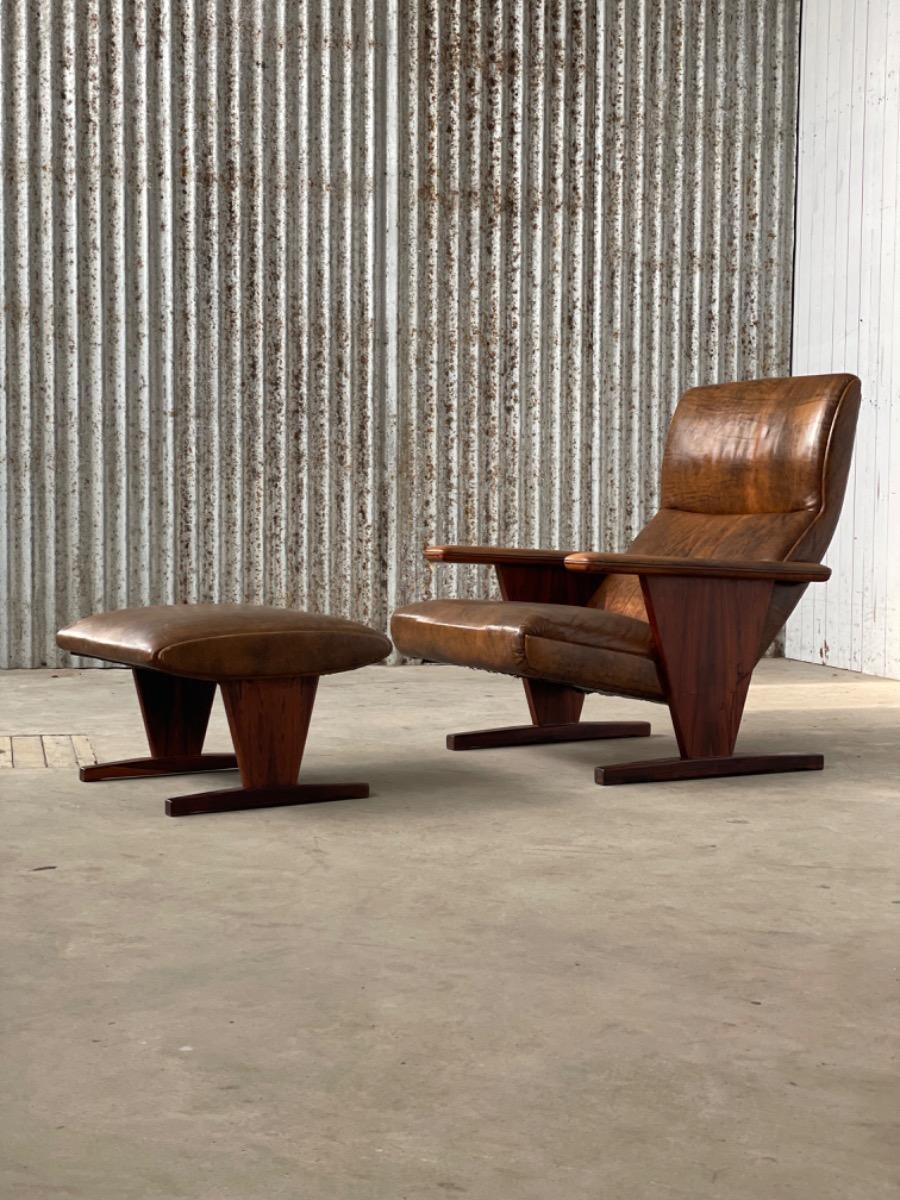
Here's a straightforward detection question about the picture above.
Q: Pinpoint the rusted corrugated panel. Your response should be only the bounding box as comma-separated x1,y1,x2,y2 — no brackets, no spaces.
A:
1,0,799,668
391,0,800,616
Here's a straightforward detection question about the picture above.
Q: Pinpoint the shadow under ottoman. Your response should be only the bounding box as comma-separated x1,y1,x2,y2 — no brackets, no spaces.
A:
56,605,391,817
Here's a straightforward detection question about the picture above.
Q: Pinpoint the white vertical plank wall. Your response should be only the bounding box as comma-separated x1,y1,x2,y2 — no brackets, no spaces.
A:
787,0,900,679
1,0,800,667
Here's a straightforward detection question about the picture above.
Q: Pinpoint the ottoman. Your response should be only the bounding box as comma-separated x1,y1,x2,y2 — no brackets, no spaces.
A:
56,605,391,817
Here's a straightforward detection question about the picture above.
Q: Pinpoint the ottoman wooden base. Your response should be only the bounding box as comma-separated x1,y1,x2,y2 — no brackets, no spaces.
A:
84,668,369,817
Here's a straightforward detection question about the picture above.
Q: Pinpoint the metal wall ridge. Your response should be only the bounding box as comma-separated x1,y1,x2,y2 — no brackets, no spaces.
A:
1,0,800,667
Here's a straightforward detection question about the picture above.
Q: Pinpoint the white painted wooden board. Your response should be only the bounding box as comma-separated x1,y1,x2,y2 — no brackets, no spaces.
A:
787,0,900,679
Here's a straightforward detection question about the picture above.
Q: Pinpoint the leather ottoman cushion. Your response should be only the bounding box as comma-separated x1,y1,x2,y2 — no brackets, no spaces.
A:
57,605,392,680
391,599,664,700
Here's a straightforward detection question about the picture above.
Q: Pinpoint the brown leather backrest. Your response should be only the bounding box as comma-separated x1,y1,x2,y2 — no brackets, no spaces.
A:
598,374,862,641
662,375,858,515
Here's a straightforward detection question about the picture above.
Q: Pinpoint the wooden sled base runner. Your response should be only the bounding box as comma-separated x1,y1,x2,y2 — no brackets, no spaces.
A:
595,753,824,786
166,780,371,818
444,676,648,748
56,604,391,817
445,677,651,750
447,720,651,751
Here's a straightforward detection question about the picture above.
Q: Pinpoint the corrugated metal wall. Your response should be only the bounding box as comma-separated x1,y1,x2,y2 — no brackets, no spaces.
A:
786,0,900,680
1,0,800,668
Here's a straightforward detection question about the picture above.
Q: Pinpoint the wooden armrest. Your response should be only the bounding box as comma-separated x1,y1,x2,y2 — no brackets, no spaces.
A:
424,544,574,567
426,544,601,606
563,551,830,584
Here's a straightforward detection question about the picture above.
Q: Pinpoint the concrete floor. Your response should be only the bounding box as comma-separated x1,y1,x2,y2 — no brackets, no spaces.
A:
1,660,898,1199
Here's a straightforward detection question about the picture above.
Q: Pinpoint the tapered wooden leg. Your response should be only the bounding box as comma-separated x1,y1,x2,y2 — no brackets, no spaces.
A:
223,676,318,787
647,576,773,760
524,678,584,725
596,575,822,785
80,668,238,782
135,668,217,757
447,677,651,750
166,676,369,817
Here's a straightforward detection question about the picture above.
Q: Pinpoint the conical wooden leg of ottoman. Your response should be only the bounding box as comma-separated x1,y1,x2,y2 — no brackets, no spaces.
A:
80,669,239,781
166,676,369,817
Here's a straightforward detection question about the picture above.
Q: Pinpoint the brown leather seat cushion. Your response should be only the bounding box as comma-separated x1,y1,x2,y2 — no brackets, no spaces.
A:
57,605,392,680
391,600,664,701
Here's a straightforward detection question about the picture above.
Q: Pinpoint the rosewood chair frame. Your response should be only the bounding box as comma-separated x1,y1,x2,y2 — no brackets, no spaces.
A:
423,544,829,785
